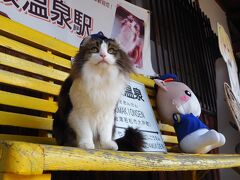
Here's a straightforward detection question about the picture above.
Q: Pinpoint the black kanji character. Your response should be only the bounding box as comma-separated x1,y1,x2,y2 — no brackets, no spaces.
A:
74,9,92,36
124,85,134,99
133,88,144,101
146,122,150,127
51,0,72,29
23,0,48,20
3,0,19,8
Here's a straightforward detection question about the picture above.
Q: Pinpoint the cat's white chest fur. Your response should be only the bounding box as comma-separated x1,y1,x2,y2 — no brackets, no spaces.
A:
68,63,128,150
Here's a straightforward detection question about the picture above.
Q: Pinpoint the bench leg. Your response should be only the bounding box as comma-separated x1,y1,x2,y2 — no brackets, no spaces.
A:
232,167,240,175
182,171,197,180
0,173,51,180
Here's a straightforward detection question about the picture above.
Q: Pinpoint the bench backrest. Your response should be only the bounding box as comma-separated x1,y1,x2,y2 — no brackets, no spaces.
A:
0,16,178,150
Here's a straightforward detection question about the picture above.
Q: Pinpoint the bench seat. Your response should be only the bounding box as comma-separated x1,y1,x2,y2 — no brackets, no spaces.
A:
1,140,240,175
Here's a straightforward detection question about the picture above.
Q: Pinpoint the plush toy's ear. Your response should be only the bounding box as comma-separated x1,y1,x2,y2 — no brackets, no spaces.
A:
154,79,168,92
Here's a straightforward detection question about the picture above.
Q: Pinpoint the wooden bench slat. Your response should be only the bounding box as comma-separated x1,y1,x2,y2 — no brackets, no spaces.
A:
0,70,61,96
0,16,77,57
145,88,155,97
0,141,240,174
159,123,176,133
153,110,160,119
0,90,57,113
0,52,69,82
0,111,53,130
2,141,239,174
1,173,51,180
42,144,240,171
0,135,55,145
0,35,71,69
162,135,178,144
131,74,155,88
149,98,156,108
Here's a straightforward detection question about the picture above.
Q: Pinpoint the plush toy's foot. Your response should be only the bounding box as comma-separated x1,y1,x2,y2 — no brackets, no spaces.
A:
180,129,226,154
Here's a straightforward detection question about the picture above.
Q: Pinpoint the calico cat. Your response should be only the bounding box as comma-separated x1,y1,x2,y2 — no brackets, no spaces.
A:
53,32,144,151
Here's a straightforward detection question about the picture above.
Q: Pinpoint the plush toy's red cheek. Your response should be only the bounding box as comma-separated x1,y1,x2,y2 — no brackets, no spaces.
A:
180,95,190,102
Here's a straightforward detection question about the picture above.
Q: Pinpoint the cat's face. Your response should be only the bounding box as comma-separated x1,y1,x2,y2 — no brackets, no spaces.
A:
86,39,118,66
121,15,140,38
71,38,133,77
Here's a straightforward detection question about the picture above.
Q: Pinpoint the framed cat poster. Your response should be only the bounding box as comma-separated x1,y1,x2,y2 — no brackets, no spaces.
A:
113,80,167,152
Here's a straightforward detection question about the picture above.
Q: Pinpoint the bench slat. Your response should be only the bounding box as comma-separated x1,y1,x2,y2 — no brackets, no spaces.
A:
0,52,69,82
131,74,155,88
2,141,239,174
162,135,178,144
0,111,53,130
0,70,61,96
159,123,175,133
0,90,57,113
0,136,55,146
1,173,51,180
0,16,77,57
0,35,71,69
146,88,155,97
149,98,156,108
43,144,240,171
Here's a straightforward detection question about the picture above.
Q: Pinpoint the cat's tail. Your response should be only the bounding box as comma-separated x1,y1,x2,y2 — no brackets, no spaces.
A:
116,127,145,151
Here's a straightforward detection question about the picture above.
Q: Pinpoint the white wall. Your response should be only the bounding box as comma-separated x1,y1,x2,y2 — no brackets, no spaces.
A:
215,59,240,180
198,0,230,36
199,1,240,179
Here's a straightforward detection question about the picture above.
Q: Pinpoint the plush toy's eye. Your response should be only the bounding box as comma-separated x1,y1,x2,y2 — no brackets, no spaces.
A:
185,90,191,97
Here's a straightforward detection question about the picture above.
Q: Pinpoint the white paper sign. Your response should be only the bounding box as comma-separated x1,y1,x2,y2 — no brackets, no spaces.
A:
218,23,240,102
0,0,155,76
113,80,167,152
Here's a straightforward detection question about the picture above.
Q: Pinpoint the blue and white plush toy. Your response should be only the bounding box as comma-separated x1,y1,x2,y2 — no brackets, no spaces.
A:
154,74,225,153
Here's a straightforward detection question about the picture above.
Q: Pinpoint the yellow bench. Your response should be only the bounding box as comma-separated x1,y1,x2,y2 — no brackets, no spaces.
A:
0,16,240,180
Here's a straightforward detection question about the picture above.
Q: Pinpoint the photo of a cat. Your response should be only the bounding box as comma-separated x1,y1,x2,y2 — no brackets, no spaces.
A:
111,5,144,69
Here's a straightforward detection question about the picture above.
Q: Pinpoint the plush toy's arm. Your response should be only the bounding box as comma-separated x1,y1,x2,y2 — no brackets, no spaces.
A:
173,113,181,123
173,113,199,124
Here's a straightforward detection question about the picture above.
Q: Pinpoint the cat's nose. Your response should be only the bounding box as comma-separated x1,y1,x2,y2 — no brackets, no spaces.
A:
100,54,106,58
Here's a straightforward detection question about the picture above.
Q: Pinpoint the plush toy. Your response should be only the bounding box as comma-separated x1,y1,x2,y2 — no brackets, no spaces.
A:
154,74,226,154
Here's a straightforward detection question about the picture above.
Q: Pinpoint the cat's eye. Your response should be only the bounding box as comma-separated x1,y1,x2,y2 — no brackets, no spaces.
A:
108,48,116,54
90,47,98,53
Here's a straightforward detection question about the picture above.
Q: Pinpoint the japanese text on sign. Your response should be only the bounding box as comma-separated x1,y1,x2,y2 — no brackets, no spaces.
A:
1,0,93,37
114,80,167,152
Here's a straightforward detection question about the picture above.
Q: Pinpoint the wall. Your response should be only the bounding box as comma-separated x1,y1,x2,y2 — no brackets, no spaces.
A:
198,0,230,36
199,0,240,179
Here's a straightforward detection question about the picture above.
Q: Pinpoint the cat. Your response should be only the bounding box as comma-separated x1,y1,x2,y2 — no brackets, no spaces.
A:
115,15,143,68
53,32,144,151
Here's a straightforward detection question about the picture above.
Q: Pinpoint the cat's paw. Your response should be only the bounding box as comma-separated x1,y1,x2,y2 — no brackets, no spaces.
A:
78,142,95,149
101,140,118,150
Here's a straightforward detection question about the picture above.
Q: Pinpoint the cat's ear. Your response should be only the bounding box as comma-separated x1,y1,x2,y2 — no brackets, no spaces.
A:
80,36,91,48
